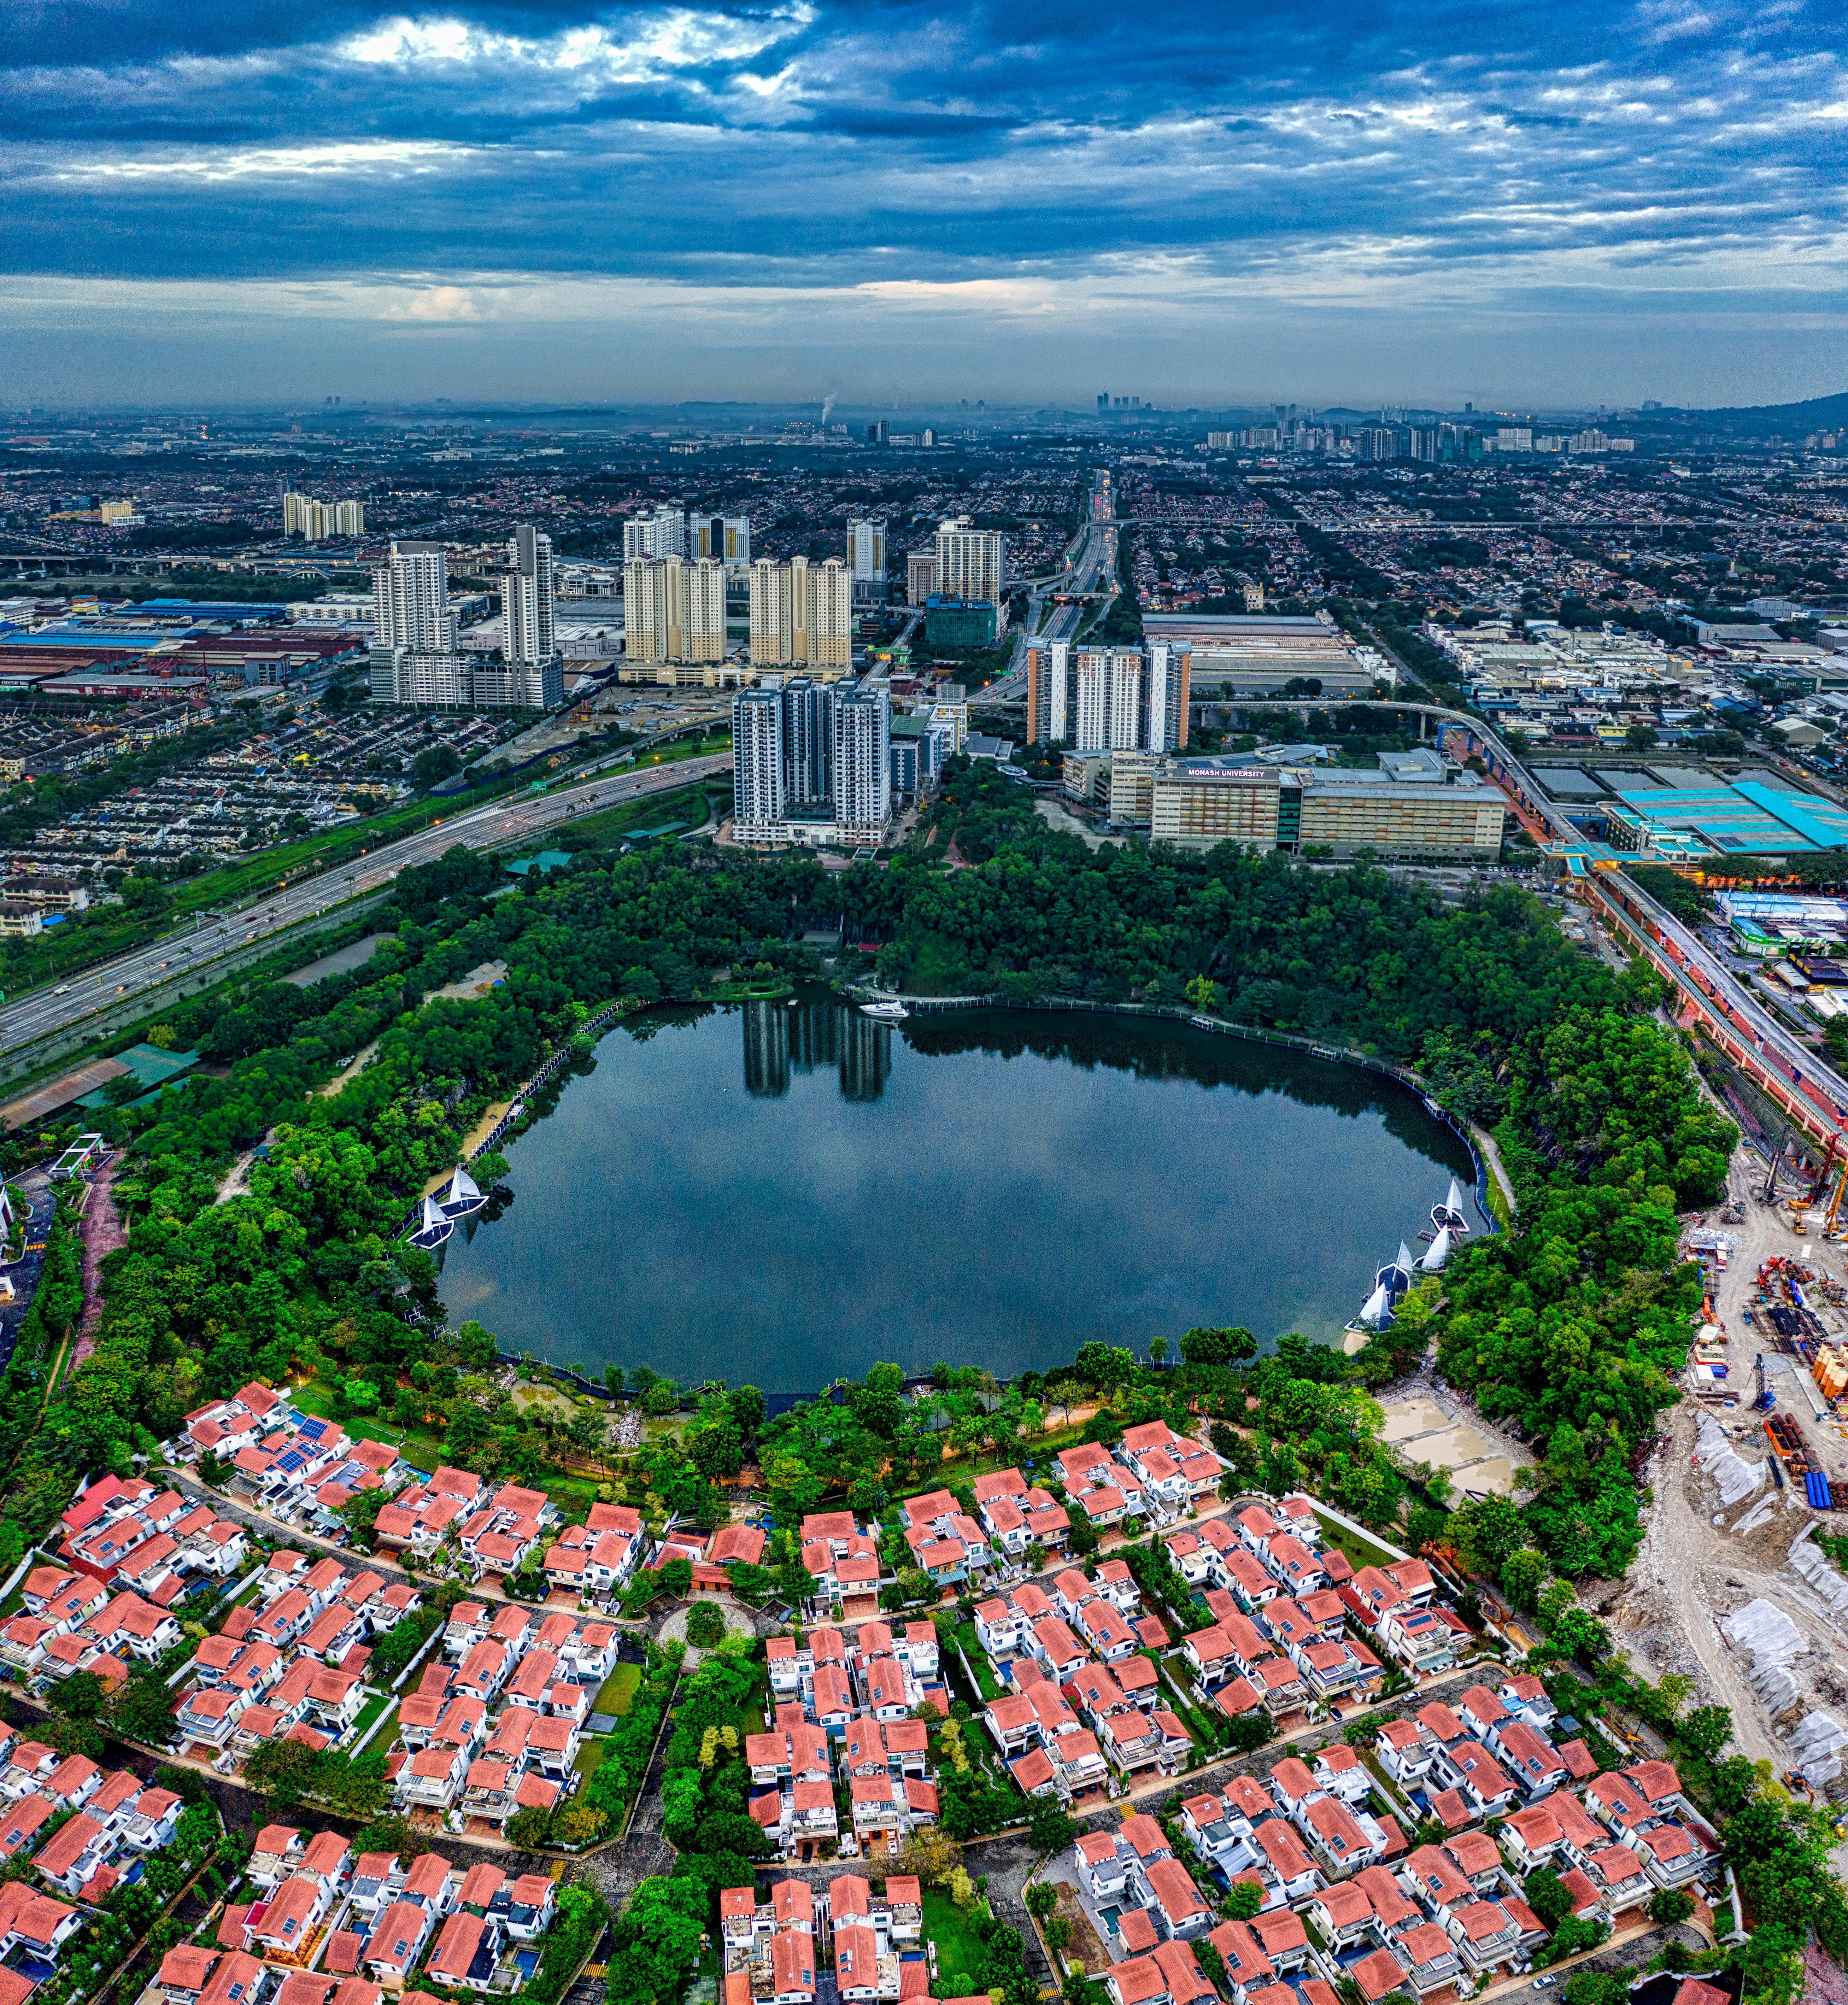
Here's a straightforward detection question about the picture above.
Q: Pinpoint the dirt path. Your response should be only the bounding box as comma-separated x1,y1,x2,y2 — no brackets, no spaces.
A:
71,1153,127,1368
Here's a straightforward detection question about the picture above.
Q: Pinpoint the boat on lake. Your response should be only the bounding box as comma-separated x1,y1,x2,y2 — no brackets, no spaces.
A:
1376,1241,1415,1298
1432,1177,1471,1235
440,1166,487,1222
860,999,909,1022
406,1194,453,1251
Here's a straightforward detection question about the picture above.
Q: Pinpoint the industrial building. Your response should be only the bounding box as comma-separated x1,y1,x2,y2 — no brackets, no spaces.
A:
1140,612,1387,697
1148,762,1506,859
1600,776,1848,860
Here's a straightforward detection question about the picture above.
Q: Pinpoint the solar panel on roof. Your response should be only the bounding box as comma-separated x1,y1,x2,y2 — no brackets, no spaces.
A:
277,1451,306,1473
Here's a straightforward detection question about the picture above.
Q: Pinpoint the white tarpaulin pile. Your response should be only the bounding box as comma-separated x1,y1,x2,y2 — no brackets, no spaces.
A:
1791,1525,1848,1620
1697,1413,1766,1506
1784,1710,1848,1787
1723,1597,1808,1712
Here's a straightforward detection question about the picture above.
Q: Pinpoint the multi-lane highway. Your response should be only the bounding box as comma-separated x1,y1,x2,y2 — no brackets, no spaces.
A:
0,752,733,1060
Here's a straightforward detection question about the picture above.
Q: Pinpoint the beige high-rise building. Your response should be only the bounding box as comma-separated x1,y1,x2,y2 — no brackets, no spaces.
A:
624,555,691,663
749,557,852,670
907,551,937,606
687,557,728,663
809,557,852,668
933,516,1005,616
749,558,794,666
789,555,811,667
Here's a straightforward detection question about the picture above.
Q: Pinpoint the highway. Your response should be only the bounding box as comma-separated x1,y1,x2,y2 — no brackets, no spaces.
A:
1313,625,1848,1153
0,751,733,1060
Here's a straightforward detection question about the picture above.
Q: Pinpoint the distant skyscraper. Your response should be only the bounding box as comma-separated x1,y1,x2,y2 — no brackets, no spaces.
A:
831,685,891,838
286,491,364,541
1054,643,1187,754
372,541,454,653
692,514,751,563
846,519,886,582
810,558,852,668
500,524,556,666
782,678,834,809
748,558,851,669
1025,638,1071,745
624,555,689,662
622,508,686,560
906,551,937,606
934,516,1005,620
687,557,728,663
732,686,787,830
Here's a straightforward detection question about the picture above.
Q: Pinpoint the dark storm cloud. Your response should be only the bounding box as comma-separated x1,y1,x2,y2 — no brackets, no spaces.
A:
1,0,1843,399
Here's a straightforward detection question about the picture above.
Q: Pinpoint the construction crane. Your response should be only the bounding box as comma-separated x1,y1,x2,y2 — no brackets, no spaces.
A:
1828,1164,1848,1237
1810,1131,1843,1205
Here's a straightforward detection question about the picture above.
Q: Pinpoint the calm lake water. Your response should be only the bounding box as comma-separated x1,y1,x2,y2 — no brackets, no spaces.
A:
437,993,1480,1392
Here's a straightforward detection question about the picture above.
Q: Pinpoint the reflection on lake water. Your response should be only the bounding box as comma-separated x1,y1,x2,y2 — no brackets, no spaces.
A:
438,991,1478,1392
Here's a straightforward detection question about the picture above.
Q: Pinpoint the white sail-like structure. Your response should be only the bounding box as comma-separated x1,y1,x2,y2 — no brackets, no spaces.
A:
407,1194,453,1250
442,1166,486,1219
1419,1225,1453,1273
1356,1282,1395,1330
1378,1241,1415,1297
1446,1177,1471,1230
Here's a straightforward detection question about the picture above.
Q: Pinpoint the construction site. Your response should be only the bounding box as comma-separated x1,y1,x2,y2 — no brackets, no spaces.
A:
1607,1126,1848,1878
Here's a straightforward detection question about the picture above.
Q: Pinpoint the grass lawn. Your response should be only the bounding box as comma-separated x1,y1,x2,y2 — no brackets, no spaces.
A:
288,1379,407,1449
1312,1510,1400,1574
594,1664,643,1717
566,782,714,846
922,1891,988,1995
573,1737,613,1782
348,1693,395,1746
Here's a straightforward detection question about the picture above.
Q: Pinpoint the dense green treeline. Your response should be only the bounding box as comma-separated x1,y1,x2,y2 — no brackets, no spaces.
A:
2,770,1724,1589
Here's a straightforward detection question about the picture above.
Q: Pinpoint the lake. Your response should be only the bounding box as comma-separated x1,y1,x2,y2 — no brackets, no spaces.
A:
436,992,1481,1393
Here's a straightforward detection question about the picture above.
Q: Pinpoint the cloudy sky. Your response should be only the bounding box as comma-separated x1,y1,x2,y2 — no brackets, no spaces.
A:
2,0,1844,408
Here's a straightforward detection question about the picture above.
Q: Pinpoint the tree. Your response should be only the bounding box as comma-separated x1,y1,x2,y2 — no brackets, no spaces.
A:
1224,1881,1263,1921
49,1671,108,1722
1026,1883,1059,1924
1029,1800,1078,1855
898,1827,964,1886
244,1736,324,1806
1195,1941,1232,2000
1647,1886,1694,1926
1180,1326,1258,1368
1222,1710,1273,1754
1522,1869,1574,1931
1073,1342,1135,1395
507,1804,555,1847
1500,1548,1547,1613
353,1815,417,1858
411,745,463,791
1677,1704,1734,1760
111,1671,178,1748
